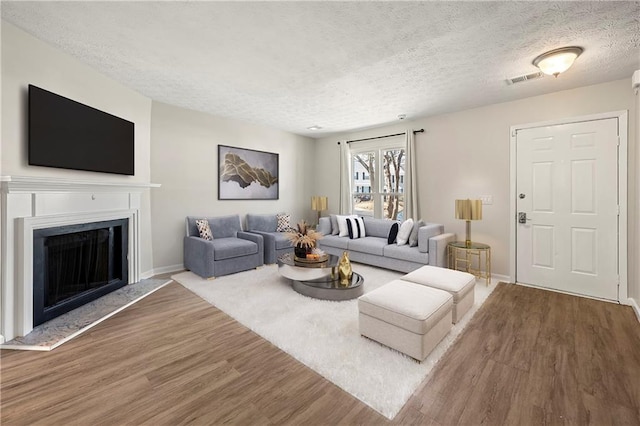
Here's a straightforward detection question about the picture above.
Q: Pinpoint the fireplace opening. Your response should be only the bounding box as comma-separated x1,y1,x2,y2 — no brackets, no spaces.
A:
33,219,128,326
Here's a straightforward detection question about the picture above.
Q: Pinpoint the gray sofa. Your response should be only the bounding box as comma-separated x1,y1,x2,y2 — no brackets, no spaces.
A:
184,215,264,278
317,216,455,273
245,213,294,264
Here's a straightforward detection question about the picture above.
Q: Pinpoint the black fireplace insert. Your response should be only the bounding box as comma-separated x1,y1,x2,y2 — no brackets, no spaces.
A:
33,219,128,326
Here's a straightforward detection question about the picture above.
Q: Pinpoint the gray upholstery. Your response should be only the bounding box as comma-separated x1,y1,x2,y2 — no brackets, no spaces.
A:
318,216,455,273
183,215,264,279
245,213,294,264
363,217,396,238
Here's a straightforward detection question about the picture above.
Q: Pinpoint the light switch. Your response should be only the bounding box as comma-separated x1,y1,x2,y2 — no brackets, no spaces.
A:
478,195,493,205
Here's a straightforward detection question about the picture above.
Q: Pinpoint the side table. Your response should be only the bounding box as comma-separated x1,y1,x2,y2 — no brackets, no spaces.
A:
447,241,491,286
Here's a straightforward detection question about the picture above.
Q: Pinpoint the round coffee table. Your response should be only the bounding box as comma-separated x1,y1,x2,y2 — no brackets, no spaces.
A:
277,252,364,301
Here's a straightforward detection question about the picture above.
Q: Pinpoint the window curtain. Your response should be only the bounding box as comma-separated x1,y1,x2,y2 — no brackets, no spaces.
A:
339,140,352,214
404,130,419,220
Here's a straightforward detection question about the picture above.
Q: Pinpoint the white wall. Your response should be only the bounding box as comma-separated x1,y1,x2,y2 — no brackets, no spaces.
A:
150,101,315,272
0,22,155,275
315,78,637,302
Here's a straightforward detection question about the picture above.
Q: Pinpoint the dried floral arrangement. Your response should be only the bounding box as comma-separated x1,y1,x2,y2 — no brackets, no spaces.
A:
285,220,323,248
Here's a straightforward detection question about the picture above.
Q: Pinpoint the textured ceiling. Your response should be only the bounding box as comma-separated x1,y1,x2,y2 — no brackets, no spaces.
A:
2,1,639,138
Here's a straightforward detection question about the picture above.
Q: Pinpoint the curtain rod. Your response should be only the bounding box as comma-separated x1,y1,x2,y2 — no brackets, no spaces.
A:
337,129,424,144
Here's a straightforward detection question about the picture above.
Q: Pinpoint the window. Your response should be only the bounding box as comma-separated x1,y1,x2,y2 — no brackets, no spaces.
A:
351,143,405,220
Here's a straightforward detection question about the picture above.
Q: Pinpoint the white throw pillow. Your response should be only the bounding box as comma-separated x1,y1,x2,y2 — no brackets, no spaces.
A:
336,214,357,237
396,218,414,245
346,216,366,239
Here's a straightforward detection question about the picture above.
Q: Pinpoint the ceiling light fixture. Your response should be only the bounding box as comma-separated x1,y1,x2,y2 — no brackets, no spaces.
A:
532,46,583,77
307,125,322,131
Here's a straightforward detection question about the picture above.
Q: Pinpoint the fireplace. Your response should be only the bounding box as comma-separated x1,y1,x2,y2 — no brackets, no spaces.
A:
1,175,152,342
32,219,129,326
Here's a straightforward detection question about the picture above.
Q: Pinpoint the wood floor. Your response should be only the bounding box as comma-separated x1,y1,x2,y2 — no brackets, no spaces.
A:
2,281,639,425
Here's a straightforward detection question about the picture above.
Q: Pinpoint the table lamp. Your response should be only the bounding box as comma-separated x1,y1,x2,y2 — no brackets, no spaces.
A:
455,199,482,247
311,196,328,225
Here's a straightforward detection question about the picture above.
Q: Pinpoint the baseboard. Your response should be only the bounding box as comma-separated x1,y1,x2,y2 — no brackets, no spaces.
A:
0,334,5,344
141,264,185,279
491,273,511,284
629,297,640,323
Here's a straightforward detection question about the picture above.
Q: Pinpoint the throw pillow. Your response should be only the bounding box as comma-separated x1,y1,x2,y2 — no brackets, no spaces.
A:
195,219,213,241
336,214,357,237
346,216,366,239
276,213,291,232
409,219,425,247
330,214,339,235
387,222,399,244
396,218,414,246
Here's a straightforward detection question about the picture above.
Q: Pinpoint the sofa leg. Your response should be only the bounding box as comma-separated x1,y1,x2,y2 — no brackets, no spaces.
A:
207,276,216,281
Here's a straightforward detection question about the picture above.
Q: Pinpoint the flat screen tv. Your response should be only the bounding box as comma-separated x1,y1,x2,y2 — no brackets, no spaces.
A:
29,84,135,175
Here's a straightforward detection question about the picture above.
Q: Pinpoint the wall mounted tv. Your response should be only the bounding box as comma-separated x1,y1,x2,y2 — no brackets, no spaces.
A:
29,84,135,175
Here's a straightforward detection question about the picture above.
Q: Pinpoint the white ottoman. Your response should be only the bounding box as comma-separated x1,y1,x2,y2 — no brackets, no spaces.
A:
402,265,476,324
358,280,453,361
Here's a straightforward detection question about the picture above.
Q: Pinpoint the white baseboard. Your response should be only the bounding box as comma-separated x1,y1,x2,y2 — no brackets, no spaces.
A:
140,263,184,279
491,273,511,284
629,297,640,323
0,334,5,344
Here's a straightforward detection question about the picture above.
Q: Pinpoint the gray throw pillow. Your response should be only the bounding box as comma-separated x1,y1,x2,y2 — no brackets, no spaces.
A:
330,214,339,235
409,219,425,247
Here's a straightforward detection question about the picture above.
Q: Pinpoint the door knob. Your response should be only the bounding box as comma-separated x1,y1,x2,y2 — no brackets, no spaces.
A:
518,212,531,223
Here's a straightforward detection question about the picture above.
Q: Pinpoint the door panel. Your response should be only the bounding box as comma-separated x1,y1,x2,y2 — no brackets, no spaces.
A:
516,118,618,301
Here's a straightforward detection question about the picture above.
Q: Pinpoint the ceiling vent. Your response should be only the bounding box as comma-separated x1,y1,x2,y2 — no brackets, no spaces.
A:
506,71,544,85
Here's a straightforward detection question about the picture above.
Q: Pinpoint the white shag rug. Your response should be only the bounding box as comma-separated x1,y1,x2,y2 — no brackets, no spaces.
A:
172,263,496,419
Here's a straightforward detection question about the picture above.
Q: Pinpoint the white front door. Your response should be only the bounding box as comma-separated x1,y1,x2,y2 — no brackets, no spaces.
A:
516,118,619,301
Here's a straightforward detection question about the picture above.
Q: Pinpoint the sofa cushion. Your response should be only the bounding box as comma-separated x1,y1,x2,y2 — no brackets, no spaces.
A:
397,218,414,245
319,234,350,250
347,216,366,239
195,219,214,241
337,214,357,237
212,237,258,261
409,219,425,247
330,214,339,235
363,217,397,239
384,243,430,264
276,213,291,232
348,236,387,256
208,215,241,238
388,222,399,244
247,214,277,232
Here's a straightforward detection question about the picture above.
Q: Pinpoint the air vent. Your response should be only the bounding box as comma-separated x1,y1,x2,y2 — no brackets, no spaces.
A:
506,71,544,85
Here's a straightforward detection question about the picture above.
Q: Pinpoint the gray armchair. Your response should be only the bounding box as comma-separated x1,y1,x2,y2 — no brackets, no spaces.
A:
184,215,264,279
245,213,294,264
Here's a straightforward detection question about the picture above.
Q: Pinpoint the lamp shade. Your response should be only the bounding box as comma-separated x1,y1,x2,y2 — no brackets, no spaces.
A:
311,196,328,211
533,46,583,77
455,199,482,221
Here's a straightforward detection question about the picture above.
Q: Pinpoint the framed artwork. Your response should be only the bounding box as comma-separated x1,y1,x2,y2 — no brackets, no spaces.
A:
218,145,279,200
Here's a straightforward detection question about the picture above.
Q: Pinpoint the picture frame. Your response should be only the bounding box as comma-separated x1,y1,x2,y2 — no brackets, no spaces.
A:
218,145,279,200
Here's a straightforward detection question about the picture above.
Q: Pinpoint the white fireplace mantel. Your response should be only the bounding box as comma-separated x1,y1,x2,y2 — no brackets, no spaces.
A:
1,175,160,192
1,175,160,342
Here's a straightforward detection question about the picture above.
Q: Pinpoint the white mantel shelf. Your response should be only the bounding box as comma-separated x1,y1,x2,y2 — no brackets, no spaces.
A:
1,176,161,193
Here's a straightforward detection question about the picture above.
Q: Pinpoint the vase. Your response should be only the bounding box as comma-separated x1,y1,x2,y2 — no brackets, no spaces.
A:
294,244,309,258
338,251,352,286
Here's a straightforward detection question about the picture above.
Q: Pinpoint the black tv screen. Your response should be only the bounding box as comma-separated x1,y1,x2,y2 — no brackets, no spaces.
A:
29,85,135,175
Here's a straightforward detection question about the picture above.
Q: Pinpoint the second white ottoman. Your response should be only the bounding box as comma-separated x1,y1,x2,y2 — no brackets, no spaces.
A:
358,279,453,361
402,265,476,323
